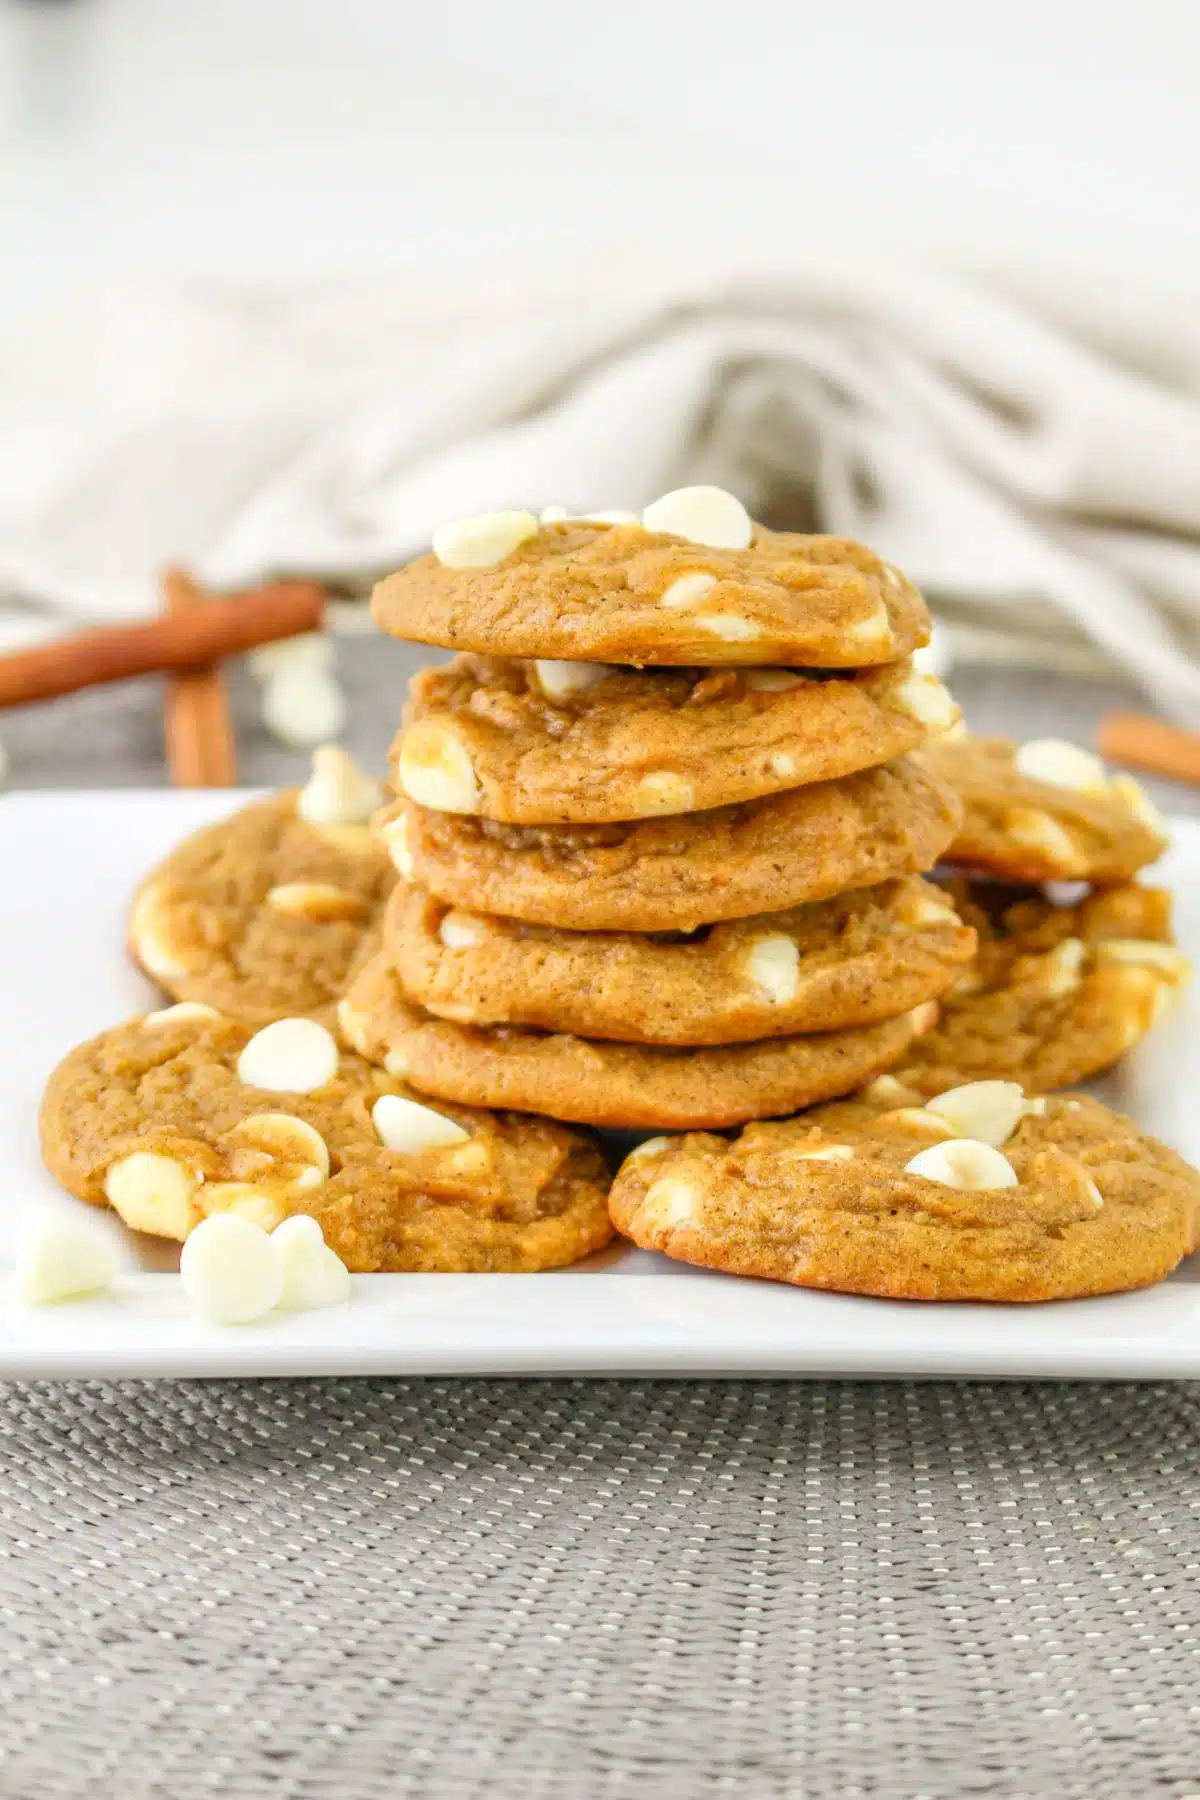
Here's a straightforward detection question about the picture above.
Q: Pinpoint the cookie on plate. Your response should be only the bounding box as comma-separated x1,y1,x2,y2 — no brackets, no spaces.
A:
337,951,937,1129
922,734,1168,881
372,492,930,667
40,1004,612,1272
381,756,963,934
384,876,976,1045
395,654,957,823
128,748,395,1028
884,879,1191,1097
609,1083,1198,1301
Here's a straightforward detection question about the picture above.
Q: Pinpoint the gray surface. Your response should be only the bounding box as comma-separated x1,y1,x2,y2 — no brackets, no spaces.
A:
2,657,1198,1797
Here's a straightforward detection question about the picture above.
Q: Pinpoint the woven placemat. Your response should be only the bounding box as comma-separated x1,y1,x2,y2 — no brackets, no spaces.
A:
1,1378,1196,1799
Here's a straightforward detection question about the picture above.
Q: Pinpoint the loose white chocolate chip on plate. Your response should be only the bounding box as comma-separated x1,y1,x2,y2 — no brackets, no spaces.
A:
533,660,613,700
432,510,538,570
397,721,479,815
641,1177,702,1228
904,1140,1019,1191
262,665,348,750
248,630,334,684
1013,738,1109,793
373,1094,471,1154
13,1215,120,1305
659,573,718,609
296,745,383,828
143,1002,221,1026
236,1018,339,1093
642,486,753,550
105,1151,201,1239
635,772,695,814
742,934,801,1006
273,1215,351,1313
266,883,367,921
180,1214,285,1324
925,1081,1029,1148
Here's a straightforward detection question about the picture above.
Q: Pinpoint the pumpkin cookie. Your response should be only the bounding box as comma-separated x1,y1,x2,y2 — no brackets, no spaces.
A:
40,1005,612,1272
373,501,930,668
382,756,962,934
384,876,976,1045
922,734,1168,881
610,1084,1197,1301
882,879,1191,1098
128,748,395,1028
337,952,936,1129
395,653,957,823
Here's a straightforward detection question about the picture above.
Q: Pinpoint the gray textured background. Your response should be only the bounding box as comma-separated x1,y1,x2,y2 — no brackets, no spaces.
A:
2,649,1197,1799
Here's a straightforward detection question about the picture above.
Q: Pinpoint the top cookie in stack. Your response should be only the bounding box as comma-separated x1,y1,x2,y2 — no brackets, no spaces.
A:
344,488,970,1128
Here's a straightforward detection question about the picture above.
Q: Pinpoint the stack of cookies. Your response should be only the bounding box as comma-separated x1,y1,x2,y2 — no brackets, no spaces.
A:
339,486,974,1129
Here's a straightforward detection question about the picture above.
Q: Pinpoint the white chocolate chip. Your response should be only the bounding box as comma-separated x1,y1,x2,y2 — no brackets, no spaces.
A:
640,1176,701,1228
886,669,960,733
881,1108,957,1139
907,1000,940,1035
129,885,191,982
104,1152,201,1239
223,1113,330,1191
1030,937,1086,998
267,882,366,921
768,752,798,779
397,720,479,815
432,510,538,569
643,486,752,550
926,1081,1029,1148
438,913,485,949
659,573,718,609
626,1136,672,1161
296,745,383,828
744,670,803,692
533,659,613,700
273,1215,351,1312
845,602,896,649
180,1214,285,1324
380,811,414,878
1092,939,1191,980
1014,738,1109,793
539,504,569,523
635,771,695,814
237,1018,339,1093
373,1094,471,1153
692,614,762,642
248,630,334,683
902,890,957,926
336,998,372,1055
882,563,905,591
262,666,348,749
742,934,800,1005
863,1074,920,1106
143,1002,221,1026
13,1215,119,1305
383,1049,409,1079
791,1144,855,1162
198,1181,287,1233
579,509,639,525
1004,807,1082,870
1111,774,1168,837
903,1140,1019,1191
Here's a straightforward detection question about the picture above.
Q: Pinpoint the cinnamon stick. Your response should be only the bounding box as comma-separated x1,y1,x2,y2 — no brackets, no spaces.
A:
1098,712,1200,787
162,570,237,788
0,580,325,711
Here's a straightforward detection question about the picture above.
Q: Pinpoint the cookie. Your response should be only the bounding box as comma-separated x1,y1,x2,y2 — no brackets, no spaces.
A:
922,734,1168,881
337,952,936,1129
381,756,963,934
40,1005,612,1273
373,506,930,668
128,748,395,1028
384,876,976,1045
881,879,1191,1098
609,1085,1198,1301
395,654,957,823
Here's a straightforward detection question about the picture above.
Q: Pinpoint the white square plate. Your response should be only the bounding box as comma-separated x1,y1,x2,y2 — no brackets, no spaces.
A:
1,790,1197,1380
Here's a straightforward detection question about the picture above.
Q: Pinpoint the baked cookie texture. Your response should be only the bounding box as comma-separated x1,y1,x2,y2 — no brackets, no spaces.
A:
384,877,976,1045
923,734,1168,881
610,1087,1198,1301
338,951,938,1129
382,756,963,933
888,880,1191,1097
40,1006,612,1272
372,521,931,668
128,763,395,1028
395,654,955,823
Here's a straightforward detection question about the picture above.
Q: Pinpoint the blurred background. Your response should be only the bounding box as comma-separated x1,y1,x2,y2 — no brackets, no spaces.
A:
2,0,1199,785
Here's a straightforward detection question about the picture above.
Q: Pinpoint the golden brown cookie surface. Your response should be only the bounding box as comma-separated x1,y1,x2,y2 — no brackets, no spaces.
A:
382,757,963,933
40,1007,612,1272
385,877,975,1045
338,952,935,1129
610,1087,1197,1301
373,520,930,667
888,880,1190,1097
396,654,955,823
923,735,1168,881
128,770,395,1028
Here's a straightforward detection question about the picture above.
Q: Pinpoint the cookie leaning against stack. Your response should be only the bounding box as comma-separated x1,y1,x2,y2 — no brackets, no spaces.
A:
344,488,971,1128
